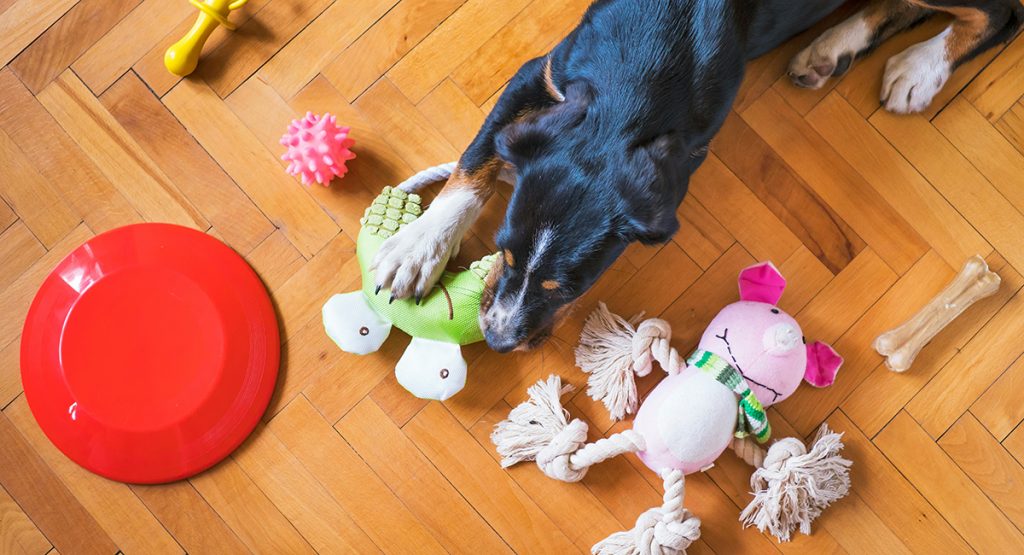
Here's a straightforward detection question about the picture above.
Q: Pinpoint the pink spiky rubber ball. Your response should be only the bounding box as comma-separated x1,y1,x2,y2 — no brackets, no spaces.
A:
280,112,355,186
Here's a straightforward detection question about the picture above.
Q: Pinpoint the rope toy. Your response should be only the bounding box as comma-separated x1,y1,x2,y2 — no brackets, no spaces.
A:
493,262,852,551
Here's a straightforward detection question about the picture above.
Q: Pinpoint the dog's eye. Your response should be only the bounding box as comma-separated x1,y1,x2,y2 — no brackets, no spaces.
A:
690,144,709,158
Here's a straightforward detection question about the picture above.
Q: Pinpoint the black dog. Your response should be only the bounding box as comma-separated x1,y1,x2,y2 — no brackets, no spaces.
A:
371,0,1023,353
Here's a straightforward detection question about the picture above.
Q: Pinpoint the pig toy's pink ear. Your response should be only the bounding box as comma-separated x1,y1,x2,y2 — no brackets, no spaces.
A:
805,341,843,387
738,262,786,305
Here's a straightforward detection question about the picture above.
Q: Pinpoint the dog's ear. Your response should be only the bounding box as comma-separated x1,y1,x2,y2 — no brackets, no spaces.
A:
495,82,591,167
616,132,686,244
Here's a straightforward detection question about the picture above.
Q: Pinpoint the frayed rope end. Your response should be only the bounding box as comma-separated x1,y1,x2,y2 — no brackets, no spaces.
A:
575,302,645,421
740,424,852,542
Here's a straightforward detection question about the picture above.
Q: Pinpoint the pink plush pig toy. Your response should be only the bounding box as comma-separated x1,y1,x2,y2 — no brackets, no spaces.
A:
492,262,850,553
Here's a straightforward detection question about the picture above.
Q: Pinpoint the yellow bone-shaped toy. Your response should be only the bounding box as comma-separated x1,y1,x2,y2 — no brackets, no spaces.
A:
164,0,249,77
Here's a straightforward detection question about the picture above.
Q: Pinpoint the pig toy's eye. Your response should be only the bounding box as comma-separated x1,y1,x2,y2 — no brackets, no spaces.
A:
770,308,780,314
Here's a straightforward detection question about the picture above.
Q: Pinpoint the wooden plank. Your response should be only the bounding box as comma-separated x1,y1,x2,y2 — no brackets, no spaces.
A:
671,194,734,271
870,109,1024,274
404,402,578,553
604,241,701,320
843,253,1023,437
971,354,1024,441
933,97,1024,217
0,224,91,353
162,79,339,258
0,0,78,67
964,32,1024,122
906,282,1024,438
0,129,79,248
246,230,305,291
5,398,183,554
0,337,21,409
101,71,274,254
996,100,1024,154
827,411,972,554
689,152,802,264
131,481,249,554
353,78,459,170
0,411,117,555
196,0,335,98
389,0,531,103
323,0,465,102
808,93,990,269
0,69,139,234
777,245,833,316
416,79,487,152
9,0,140,93
337,398,512,554
190,457,315,554
450,0,592,105
0,199,13,232
712,112,865,274
269,395,446,554
742,89,927,275
72,0,194,94
940,413,1024,533
0,484,50,555
272,232,357,342
259,0,398,99
230,425,379,553
876,411,1024,553
36,71,207,229
0,221,45,294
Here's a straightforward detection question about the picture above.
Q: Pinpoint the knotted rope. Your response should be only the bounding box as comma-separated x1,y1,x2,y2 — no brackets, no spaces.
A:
593,469,701,555
492,375,644,482
741,424,852,542
576,303,683,421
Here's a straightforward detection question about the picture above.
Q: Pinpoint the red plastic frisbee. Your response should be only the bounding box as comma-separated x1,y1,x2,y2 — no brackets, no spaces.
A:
21,223,279,484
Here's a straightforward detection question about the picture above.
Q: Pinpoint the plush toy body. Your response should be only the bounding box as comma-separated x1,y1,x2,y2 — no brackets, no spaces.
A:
493,262,850,553
323,183,495,401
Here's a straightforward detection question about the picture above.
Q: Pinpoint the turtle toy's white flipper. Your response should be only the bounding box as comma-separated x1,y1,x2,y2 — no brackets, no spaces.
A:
396,338,467,401
323,292,392,355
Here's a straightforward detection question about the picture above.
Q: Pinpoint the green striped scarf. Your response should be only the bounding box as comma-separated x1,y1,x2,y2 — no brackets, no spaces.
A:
687,349,771,444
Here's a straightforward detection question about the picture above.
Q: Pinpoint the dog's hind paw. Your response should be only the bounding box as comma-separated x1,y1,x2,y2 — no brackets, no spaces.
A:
789,13,873,89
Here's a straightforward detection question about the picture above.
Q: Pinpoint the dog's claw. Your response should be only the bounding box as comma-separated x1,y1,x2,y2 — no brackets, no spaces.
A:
388,295,395,305
414,294,423,305
374,284,382,295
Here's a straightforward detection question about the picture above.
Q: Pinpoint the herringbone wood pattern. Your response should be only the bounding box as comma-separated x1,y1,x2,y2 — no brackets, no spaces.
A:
3,1,1024,553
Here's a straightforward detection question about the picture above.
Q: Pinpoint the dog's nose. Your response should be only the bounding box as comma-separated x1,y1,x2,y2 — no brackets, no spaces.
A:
484,328,520,353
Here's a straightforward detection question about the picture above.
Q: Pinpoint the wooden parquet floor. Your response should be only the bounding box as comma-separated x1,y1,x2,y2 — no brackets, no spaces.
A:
3,1,1024,553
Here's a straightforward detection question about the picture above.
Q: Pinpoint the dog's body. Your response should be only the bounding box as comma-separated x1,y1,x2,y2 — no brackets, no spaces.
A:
372,0,1024,353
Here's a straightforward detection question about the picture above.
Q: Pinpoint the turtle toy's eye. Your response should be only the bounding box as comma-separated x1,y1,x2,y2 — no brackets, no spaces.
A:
359,326,369,336
440,368,450,379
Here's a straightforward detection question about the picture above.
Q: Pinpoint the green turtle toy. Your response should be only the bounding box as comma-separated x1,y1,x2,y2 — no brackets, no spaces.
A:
322,164,497,401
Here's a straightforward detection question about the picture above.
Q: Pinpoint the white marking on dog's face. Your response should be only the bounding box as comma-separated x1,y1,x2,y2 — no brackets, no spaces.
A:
881,26,952,114
481,227,554,349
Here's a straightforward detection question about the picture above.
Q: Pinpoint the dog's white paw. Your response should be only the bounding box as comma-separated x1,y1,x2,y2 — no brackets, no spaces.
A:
372,215,459,300
882,28,951,114
789,14,872,89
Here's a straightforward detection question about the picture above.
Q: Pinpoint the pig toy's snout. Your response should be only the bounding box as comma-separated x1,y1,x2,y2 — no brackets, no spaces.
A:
763,323,802,355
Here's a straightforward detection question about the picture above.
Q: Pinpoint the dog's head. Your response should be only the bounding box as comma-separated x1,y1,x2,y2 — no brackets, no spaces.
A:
479,82,709,352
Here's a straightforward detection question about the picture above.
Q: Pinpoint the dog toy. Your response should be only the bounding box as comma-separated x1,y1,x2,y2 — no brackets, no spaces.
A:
165,0,250,77
875,255,999,372
493,262,851,551
322,164,495,401
280,112,356,186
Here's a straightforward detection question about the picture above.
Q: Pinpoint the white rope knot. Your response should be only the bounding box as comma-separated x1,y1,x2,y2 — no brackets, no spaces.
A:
761,438,806,471
634,319,683,376
536,419,589,482
593,469,701,555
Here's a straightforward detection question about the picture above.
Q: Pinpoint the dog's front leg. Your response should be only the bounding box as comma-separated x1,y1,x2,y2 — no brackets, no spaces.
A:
372,57,554,301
